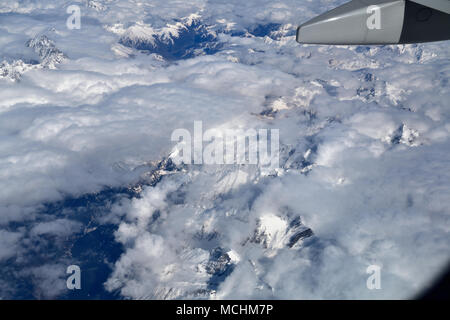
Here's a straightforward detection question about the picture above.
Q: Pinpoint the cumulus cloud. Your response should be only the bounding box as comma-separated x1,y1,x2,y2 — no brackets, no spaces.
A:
0,230,22,261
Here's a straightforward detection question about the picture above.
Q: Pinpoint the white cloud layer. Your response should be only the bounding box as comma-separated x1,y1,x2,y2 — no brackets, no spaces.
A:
0,0,449,299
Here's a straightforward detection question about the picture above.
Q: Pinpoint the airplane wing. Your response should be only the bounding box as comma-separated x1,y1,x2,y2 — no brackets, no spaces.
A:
296,0,450,44
410,0,450,14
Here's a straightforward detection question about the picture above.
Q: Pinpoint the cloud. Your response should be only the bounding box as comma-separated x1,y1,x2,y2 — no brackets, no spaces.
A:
0,230,22,261
30,219,82,237
0,0,449,300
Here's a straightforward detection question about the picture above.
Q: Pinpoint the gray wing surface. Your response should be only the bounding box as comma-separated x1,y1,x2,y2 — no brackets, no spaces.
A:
296,0,450,44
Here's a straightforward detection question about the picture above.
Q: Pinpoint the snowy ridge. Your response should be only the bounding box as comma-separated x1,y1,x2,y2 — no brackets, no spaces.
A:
0,59,36,81
26,35,66,68
118,14,220,60
247,214,313,251
1,35,65,82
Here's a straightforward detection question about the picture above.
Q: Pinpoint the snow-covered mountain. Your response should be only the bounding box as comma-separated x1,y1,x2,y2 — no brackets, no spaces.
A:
0,0,449,300
26,35,66,68
116,14,221,60
0,34,65,81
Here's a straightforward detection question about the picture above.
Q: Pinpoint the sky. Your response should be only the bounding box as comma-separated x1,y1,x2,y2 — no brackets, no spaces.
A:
0,0,449,299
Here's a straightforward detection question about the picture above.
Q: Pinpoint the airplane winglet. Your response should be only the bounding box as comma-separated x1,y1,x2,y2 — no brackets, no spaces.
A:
297,0,450,45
